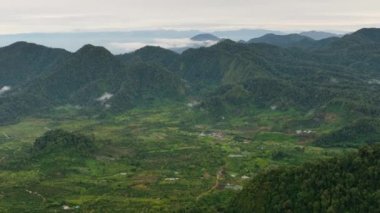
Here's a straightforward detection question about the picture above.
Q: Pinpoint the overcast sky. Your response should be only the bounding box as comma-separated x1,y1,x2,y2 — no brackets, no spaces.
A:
1,0,379,34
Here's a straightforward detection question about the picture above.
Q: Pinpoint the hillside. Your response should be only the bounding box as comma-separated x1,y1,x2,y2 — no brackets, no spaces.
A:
229,144,380,212
0,42,69,86
2,29,380,124
314,119,380,147
0,44,186,124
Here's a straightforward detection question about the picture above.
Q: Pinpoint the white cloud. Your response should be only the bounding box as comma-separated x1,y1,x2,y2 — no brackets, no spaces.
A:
96,92,113,102
0,86,11,95
108,38,218,53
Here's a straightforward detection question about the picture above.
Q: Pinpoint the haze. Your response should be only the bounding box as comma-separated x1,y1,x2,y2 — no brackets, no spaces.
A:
1,0,379,34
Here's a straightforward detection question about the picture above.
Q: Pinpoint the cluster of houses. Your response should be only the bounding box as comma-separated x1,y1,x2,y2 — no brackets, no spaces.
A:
296,129,315,135
63,205,80,210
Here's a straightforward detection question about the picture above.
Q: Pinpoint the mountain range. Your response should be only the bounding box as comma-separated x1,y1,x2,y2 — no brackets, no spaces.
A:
300,31,340,40
0,29,341,54
0,28,379,126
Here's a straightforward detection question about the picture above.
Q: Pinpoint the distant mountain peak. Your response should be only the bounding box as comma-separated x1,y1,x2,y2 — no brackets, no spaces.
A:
248,33,314,48
255,33,312,40
352,28,380,41
300,31,339,40
4,41,69,53
134,45,177,54
355,28,380,34
191,33,220,41
75,44,113,57
5,41,47,50
8,41,34,46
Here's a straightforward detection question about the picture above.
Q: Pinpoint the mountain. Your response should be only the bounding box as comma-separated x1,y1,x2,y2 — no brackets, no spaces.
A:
120,46,179,66
192,53,358,116
0,42,69,86
0,29,287,54
2,28,380,125
173,30,380,116
169,34,221,53
229,144,380,212
191,34,220,41
300,31,340,40
329,28,380,48
213,29,285,41
311,28,380,73
34,44,186,107
248,33,315,48
0,43,186,124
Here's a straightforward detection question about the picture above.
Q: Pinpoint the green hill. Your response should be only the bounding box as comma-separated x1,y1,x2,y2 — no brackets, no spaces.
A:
32,129,96,155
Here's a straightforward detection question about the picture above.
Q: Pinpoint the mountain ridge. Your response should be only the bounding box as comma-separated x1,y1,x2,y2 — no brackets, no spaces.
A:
1,28,380,124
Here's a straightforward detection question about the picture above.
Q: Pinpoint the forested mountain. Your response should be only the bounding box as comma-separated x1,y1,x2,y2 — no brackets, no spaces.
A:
0,43,186,124
0,42,69,86
119,46,180,66
1,29,380,124
229,144,380,212
248,33,315,48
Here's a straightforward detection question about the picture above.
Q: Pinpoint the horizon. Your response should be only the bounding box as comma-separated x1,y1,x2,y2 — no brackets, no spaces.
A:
0,27,359,54
1,0,379,34
2,0,379,53
0,27,352,36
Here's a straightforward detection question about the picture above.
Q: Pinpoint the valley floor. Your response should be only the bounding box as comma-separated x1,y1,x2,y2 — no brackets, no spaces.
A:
0,103,353,212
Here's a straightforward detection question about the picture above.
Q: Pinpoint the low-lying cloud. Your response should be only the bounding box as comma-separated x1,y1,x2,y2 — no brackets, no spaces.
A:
96,92,113,102
0,86,11,95
108,38,218,53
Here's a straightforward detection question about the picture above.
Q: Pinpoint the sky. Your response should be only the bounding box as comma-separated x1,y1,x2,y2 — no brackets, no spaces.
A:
1,0,380,34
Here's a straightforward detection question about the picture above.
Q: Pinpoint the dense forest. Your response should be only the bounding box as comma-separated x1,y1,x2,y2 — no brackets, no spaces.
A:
229,144,380,212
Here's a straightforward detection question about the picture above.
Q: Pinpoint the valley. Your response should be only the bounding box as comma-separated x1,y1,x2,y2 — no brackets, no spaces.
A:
0,28,380,212
0,102,353,211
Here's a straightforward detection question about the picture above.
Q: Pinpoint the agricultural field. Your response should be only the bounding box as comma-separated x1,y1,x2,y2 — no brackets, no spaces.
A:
0,102,353,212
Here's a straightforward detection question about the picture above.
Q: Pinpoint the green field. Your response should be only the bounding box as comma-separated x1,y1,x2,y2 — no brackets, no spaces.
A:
0,102,354,212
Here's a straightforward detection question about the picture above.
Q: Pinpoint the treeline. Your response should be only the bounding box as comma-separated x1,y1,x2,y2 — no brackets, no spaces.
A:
228,144,380,212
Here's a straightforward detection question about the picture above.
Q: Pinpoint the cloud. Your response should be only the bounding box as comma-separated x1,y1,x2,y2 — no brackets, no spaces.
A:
96,92,113,102
0,86,11,95
108,38,218,53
